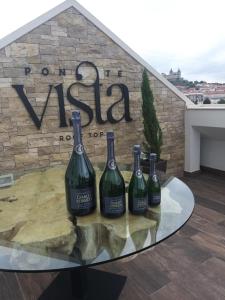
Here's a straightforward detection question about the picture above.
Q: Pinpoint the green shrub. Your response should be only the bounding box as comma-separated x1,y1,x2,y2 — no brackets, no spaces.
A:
141,69,162,159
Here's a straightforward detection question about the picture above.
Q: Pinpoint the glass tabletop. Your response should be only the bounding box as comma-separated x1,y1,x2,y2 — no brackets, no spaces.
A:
0,165,194,272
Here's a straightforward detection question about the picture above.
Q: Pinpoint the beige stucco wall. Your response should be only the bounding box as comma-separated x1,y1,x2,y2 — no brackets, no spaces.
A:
0,7,185,176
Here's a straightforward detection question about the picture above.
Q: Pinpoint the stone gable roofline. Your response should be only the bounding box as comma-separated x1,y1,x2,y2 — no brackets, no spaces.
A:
0,0,193,107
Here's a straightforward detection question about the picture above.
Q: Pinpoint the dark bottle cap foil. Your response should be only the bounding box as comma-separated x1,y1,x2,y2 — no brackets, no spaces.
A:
149,153,157,160
106,131,114,139
133,145,141,154
72,110,81,121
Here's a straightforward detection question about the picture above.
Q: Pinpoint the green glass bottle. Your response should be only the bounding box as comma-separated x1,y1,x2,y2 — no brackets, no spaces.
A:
128,145,148,215
147,153,161,206
65,110,96,216
99,131,126,218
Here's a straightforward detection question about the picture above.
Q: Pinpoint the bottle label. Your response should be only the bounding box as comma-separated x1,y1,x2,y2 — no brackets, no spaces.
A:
135,170,142,178
133,196,148,211
103,195,125,214
70,187,93,210
107,159,116,170
150,194,161,205
75,144,84,155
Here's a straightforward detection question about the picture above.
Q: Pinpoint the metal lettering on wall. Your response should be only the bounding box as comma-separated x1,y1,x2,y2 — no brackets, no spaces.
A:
59,131,105,141
12,61,133,129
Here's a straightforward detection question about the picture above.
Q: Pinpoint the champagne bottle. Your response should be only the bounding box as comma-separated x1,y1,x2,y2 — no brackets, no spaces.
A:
128,145,148,215
99,131,126,218
147,153,161,206
65,110,96,216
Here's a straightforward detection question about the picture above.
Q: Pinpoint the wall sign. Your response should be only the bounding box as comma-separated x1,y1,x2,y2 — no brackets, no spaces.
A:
59,131,105,141
12,61,133,128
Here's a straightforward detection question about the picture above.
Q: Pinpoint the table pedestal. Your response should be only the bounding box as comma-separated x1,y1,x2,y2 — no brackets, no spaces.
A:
39,267,127,300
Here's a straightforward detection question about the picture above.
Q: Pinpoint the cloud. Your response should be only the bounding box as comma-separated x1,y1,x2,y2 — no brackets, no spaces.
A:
1,0,225,82
141,39,225,82
183,41,225,82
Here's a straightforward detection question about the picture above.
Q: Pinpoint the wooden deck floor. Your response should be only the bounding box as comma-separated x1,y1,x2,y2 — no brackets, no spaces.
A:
0,171,225,300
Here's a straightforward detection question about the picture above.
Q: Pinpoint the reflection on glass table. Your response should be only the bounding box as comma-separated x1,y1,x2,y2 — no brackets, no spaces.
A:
0,164,194,272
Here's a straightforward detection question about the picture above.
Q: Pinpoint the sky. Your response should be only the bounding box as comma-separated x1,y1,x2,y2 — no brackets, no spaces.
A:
0,0,225,82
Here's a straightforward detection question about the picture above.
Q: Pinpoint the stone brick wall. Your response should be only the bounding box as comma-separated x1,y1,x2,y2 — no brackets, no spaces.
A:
0,7,185,177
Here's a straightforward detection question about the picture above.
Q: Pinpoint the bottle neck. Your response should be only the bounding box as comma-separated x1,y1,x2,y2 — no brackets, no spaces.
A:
149,159,156,176
107,138,115,161
107,138,117,170
134,152,141,172
72,118,84,155
72,118,82,146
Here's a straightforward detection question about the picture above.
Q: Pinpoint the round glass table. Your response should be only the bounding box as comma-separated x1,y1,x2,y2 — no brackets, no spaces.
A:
0,165,194,299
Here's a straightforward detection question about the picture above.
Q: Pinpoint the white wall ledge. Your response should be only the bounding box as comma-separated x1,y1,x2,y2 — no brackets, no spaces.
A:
186,105,225,110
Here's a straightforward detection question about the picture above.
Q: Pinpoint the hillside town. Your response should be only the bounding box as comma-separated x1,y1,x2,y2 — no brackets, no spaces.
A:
162,69,225,104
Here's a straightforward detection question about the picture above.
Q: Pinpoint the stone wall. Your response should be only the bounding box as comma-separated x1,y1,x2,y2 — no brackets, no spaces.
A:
0,7,185,177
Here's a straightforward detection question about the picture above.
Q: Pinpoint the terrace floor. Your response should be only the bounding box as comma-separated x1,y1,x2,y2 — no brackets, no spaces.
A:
0,171,225,300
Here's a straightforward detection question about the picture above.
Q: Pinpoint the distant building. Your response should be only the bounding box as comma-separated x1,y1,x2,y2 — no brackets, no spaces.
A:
162,68,182,82
185,93,204,104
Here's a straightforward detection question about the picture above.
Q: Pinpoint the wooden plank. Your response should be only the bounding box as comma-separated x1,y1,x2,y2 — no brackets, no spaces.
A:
164,235,212,264
16,272,56,300
195,195,225,215
142,243,197,276
191,232,225,259
0,272,24,300
182,176,225,205
119,275,151,300
177,223,199,237
169,266,225,300
121,254,170,295
196,257,225,289
189,214,225,241
218,219,225,227
194,203,225,224
150,282,198,300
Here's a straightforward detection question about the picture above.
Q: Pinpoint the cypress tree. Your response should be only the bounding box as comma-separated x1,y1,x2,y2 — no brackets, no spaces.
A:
141,69,162,159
